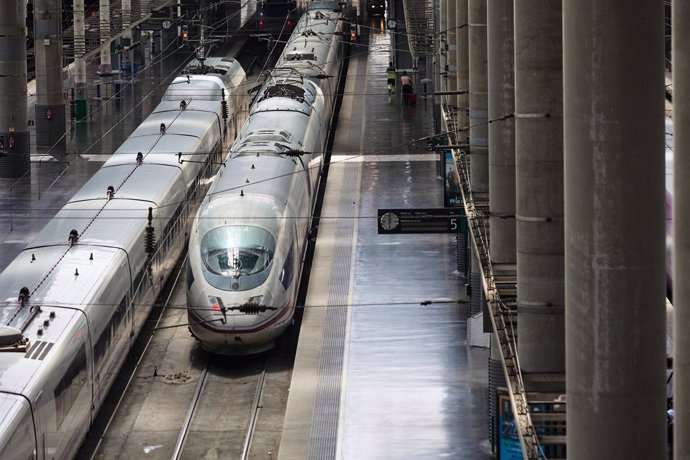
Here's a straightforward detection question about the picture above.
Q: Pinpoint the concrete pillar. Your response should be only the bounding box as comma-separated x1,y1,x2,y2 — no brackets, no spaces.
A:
468,0,488,194
0,0,29,177
439,0,447,102
100,0,111,75
674,2,690,455
514,0,563,373
434,0,441,106
34,0,66,149
564,1,666,458
141,0,151,19
122,0,131,29
487,0,515,264
74,0,87,122
446,0,457,107
457,0,469,145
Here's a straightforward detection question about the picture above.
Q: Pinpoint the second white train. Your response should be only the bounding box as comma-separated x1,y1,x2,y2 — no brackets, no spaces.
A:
186,1,346,354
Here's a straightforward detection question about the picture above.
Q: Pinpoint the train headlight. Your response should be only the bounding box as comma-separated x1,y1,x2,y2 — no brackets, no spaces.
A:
208,295,225,312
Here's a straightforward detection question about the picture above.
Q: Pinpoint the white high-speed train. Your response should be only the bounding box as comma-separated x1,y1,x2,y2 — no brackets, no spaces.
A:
186,1,346,354
0,57,247,458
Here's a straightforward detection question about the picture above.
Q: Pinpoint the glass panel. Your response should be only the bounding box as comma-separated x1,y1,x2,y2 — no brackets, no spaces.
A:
201,226,275,279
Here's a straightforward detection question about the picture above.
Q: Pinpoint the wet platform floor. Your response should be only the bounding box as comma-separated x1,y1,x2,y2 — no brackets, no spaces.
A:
279,17,491,460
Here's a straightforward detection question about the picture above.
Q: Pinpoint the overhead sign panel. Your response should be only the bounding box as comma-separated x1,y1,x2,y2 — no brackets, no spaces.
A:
377,208,466,234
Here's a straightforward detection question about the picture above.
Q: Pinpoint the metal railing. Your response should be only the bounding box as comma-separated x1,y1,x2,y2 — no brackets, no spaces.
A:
443,108,545,459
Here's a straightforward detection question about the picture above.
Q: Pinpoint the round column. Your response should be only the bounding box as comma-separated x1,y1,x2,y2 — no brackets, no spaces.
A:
564,0,666,457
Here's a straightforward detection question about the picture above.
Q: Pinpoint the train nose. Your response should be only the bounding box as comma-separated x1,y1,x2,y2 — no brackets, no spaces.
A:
206,290,275,315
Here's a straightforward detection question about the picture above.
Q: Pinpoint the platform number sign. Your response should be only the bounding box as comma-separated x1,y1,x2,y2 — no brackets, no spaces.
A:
377,208,466,234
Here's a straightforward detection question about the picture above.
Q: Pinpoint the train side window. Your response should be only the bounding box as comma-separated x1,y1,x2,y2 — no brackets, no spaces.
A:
94,326,111,372
54,345,87,428
112,297,125,343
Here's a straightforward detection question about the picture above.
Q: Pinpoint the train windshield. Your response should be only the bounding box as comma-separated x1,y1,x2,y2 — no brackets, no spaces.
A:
200,226,275,290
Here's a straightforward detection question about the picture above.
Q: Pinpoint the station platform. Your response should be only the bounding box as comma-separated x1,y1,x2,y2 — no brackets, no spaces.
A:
0,10,492,460
278,19,491,460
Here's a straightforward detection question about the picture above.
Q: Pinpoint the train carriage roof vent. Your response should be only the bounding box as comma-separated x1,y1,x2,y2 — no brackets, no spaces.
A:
0,326,28,353
25,340,54,360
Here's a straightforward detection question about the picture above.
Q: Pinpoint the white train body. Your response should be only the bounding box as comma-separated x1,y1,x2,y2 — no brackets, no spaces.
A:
0,58,248,459
187,1,345,354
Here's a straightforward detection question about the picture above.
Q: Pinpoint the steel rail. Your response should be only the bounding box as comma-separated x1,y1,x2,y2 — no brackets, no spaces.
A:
240,365,267,460
88,252,188,460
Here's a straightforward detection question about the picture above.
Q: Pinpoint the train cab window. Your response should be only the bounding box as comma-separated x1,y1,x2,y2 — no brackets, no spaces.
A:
200,226,275,291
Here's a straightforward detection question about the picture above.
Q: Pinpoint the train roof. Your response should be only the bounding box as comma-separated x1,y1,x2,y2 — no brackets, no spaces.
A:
0,363,41,415
30,200,153,246
197,189,287,238
184,57,242,74
69,163,185,205
0,245,122,327
276,3,342,75
0,248,111,394
163,76,229,102
251,75,323,116
130,109,219,138
108,135,201,166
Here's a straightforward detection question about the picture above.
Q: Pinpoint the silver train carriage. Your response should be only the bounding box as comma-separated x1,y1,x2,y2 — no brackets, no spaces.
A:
0,57,248,459
187,1,345,354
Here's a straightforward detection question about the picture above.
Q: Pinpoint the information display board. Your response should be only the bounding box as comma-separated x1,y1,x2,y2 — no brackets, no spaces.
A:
377,208,466,234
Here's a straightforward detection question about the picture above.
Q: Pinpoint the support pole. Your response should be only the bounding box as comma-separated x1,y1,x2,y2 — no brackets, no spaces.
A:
100,0,111,75
673,3,690,456
0,0,29,177
74,0,87,122
564,0,666,457
439,0,447,104
34,0,66,149
514,0,564,373
456,0,468,144
468,0,488,195
122,0,131,30
487,0,515,265
445,0,457,107
434,0,441,107
671,0,690,458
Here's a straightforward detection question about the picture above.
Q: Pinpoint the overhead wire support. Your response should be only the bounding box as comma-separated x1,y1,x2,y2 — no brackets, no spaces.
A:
443,112,544,459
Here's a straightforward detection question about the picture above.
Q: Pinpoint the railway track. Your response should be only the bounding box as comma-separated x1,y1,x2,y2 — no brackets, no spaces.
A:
77,251,298,459
77,252,190,460
171,356,269,459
